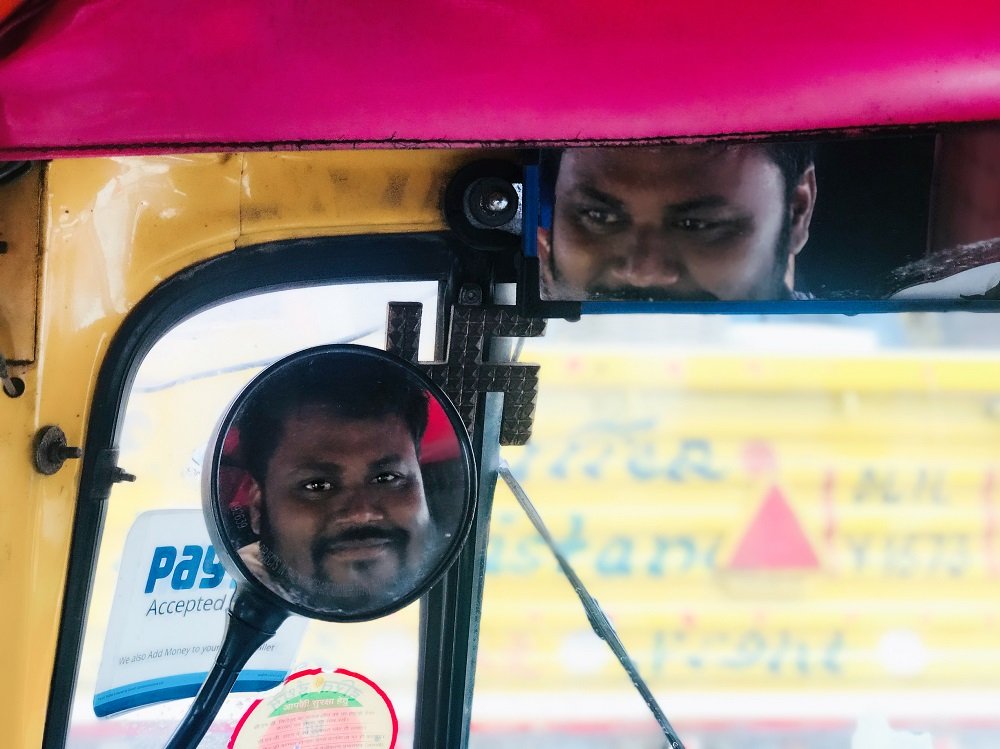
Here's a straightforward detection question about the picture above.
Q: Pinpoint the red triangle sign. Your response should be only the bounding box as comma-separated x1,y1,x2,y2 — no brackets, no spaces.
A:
728,486,820,570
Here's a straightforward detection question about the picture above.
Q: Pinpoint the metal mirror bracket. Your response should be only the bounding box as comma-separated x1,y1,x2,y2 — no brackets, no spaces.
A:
385,301,545,446
386,300,545,748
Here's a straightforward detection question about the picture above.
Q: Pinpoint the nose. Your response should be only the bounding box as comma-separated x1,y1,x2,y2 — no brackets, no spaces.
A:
332,487,386,525
608,229,682,288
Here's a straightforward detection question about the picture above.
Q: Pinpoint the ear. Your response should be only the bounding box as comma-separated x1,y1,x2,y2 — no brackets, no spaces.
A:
537,226,552,262
247,479,263,536
787,164,817,257
536,226,554,289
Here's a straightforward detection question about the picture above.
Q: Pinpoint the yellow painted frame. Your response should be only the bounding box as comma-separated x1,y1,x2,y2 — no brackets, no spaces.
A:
0,150,485,747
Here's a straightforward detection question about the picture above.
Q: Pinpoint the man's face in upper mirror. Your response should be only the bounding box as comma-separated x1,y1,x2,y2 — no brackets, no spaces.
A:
538,144,817,301
246,403,431,611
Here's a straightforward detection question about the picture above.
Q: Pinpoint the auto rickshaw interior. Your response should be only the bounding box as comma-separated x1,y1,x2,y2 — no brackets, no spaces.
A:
4,122,1000,749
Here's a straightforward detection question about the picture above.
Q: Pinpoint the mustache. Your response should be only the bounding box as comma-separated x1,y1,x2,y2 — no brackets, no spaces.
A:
585,285,719,302
311,524,410,563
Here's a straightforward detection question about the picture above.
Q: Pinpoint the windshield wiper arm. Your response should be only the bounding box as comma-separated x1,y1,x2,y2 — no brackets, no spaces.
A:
498,460,685,749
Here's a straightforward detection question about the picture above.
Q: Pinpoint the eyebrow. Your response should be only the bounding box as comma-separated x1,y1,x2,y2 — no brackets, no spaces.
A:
291,454,407,473
568,185,627,211
568,187,732,215
293,462,344,475
665,196,731,213
369,455,406,472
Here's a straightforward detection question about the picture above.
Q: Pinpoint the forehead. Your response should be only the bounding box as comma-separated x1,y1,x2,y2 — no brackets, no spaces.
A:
270,406,417,463
557,145,782,198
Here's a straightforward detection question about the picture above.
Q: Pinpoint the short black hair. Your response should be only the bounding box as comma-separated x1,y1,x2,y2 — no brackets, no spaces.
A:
758,142,817,203
237,353,429,484
539,141,816,208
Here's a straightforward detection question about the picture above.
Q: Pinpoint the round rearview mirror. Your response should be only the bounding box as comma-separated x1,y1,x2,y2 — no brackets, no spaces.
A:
203,345,477,621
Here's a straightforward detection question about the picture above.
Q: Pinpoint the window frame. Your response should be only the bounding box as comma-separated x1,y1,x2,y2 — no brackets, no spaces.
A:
45,233,476,748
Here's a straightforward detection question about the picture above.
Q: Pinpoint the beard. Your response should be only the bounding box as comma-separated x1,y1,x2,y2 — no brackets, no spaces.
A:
255,501,442,615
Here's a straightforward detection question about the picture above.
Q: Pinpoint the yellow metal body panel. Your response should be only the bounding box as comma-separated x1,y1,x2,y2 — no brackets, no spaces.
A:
0,150,465,748
238,151,475,244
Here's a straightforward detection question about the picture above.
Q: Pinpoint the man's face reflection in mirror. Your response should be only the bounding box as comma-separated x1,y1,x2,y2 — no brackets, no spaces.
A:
237,359,435,612
538,144,817,301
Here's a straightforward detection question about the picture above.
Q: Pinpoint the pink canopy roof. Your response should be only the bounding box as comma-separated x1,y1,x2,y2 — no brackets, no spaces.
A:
2,0,1000,159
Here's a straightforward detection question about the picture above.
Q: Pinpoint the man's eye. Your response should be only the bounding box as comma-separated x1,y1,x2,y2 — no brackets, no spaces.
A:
372,472,404,485
578,208,624,226
301,479,333,492
673,218,717,231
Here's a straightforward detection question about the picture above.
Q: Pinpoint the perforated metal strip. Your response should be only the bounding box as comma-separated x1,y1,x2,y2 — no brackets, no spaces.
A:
385,302,545,446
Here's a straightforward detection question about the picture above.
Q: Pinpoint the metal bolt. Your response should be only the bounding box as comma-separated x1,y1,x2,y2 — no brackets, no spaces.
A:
458,284,483,306
49,443,83,463
34,425,83,475
112,467,137,483
483,191,510,214
465,176,519,229
1,352,23,397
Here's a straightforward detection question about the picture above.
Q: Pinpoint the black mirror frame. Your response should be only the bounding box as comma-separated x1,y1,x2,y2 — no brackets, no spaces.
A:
202,343,478,623
517,131,1000,318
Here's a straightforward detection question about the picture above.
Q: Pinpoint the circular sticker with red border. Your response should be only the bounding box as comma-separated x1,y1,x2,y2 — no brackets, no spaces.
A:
229,668,397,749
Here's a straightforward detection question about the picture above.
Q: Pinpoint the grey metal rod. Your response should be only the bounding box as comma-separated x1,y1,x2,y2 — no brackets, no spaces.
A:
499,460,685,749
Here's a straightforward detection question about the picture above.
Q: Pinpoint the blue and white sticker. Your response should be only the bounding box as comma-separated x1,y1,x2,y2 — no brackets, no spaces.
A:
93,510,306,717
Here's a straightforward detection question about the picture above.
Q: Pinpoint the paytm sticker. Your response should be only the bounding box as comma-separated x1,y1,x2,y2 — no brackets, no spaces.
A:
94,510,307,717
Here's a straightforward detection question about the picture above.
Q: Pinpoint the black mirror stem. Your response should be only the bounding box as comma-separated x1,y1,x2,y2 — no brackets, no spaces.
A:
164,585,289,749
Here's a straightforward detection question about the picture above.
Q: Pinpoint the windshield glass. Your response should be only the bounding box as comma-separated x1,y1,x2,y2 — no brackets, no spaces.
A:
66,282,439,748
472,311,1000,749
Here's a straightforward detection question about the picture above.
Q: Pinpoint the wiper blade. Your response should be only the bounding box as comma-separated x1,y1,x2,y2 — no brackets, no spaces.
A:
498,460,685,749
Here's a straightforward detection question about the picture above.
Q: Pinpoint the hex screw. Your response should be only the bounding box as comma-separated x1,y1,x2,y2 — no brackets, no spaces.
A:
458,284,483,306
